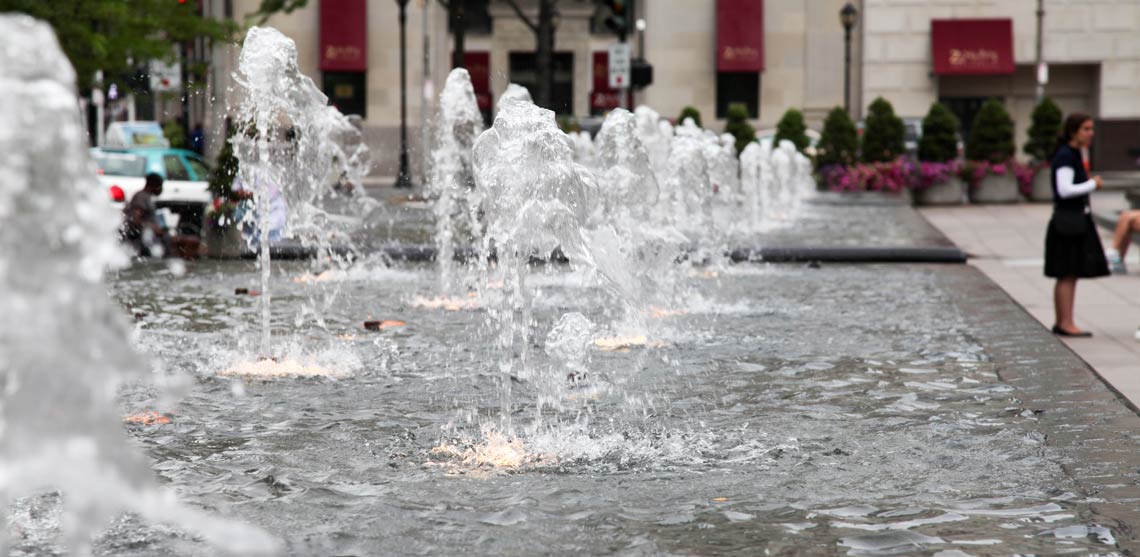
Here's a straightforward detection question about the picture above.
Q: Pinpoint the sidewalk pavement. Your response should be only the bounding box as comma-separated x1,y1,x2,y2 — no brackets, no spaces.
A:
921,192,1140,407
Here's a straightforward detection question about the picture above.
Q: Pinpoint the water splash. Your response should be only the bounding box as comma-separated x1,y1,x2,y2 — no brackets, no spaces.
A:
570,131,596,169
633,106,671,184
664,122,711,236
473,99,602,427
593,109,658,222
497,83,533,108
232,26,373,357
0,14,277,555
593,108,687,310
739,141,764,230
769,139,797,221
429,68,484,293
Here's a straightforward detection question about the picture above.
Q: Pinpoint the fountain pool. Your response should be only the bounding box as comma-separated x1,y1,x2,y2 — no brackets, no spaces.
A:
62,256,1134,555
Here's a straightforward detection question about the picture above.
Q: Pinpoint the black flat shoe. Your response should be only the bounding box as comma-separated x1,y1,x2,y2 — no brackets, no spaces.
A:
1052,325,1093,338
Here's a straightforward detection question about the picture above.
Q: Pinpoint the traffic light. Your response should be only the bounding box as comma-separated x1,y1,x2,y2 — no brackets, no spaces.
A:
603,0,628,42
631,58,653,89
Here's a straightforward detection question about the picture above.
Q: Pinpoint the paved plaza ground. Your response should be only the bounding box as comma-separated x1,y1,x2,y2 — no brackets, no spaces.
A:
922,192,1140,409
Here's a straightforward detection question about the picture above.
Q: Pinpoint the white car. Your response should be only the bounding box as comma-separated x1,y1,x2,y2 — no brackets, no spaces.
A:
91,147,213,236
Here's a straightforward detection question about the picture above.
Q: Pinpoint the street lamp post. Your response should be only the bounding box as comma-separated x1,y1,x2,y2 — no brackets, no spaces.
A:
839,3,858,115
395,0,413,189
1034,0,1046,103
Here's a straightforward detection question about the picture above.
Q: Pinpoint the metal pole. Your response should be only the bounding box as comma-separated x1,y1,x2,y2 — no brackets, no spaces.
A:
396,0,413,188
421,0,431,192
1034,0,1045,103
180,41,191,145
844,27,852,114
94,76,105,147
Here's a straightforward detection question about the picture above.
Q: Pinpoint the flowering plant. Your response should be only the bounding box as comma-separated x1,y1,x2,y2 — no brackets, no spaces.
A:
206,197,242,229
960,159,1036,193
1014,161,1047,196
911,160,963,190
819,158,914,193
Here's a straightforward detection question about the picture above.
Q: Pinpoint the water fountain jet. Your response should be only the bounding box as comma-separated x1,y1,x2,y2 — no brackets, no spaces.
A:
0,14,277,555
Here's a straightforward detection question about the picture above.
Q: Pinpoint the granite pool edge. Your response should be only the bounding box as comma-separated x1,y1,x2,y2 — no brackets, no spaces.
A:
947,265,1140,553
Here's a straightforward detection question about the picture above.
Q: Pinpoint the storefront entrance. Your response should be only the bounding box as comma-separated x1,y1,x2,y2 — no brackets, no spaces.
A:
938,64,1097,162
938,96,993,144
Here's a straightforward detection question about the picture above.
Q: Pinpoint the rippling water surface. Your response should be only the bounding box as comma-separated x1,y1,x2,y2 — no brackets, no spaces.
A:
9,260,1120,556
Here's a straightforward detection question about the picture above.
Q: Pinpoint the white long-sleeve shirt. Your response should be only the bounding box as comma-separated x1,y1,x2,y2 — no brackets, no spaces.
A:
1055,167,1096,199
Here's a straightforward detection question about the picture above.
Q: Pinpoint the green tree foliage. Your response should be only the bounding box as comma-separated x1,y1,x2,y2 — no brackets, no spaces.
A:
774,108,810,152
966,98,1015,162
861,97,905,162
249,0,311,23
209,126,240,200
723,103,756,156
162,121,187,149
678,106,703,128
816,106,857,167
2,0,237,92
1024,97,1062,162
917,103,960,163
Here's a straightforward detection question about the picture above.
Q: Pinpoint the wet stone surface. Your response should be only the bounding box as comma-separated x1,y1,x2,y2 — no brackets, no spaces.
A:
10,259,1136,555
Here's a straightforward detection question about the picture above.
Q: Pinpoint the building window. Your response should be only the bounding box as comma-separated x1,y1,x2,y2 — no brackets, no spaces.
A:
716,72,759,119
449,0,492,35
509,52,574,115
323,72,367,118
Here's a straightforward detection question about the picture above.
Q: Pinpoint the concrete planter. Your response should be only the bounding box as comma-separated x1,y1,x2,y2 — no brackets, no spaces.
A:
913,177,966,206
1028,167,1053,202
202,220,245,259
969,173,1019,204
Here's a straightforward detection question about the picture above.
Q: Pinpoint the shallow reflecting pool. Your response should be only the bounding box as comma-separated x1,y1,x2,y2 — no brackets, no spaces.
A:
7,259,1124,556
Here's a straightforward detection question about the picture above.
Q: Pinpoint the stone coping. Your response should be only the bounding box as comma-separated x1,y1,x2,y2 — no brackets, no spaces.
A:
950,264,1140,553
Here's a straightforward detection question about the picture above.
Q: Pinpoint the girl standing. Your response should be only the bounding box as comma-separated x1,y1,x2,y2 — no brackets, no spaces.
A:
1045,113,1106,337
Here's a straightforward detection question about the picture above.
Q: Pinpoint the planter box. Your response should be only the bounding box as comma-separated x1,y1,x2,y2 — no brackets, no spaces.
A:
913,177,966,206
1028,167,1052,202
969,173,1019,204
202,220,245,259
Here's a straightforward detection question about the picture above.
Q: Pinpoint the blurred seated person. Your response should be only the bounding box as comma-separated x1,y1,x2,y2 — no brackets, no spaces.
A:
121,173,202,258
121,173,171,257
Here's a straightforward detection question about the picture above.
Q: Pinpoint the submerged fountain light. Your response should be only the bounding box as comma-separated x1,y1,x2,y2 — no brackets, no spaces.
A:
0,14,277,554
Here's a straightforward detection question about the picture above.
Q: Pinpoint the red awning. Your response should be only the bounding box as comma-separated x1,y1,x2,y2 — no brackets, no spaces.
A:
931,18,1014,75
320,0,368,72
716,0,764,72
465,52,491,111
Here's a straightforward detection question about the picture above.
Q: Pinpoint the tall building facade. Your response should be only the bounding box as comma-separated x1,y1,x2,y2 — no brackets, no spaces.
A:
211,0,1140,177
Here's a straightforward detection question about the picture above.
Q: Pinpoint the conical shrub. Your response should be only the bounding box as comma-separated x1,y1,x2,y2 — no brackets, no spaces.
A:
917,102,960,163
774,108,810,152
966,98,1014,163
861,97,905,163
1023,97,1062,162
678,106,702,128
816,106,857,167
723,103,756,156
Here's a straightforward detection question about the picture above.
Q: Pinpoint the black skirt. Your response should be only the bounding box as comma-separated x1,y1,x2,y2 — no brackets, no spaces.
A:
1044,211,1109,279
